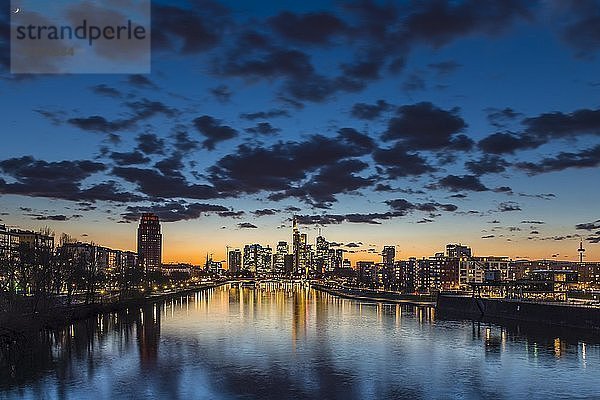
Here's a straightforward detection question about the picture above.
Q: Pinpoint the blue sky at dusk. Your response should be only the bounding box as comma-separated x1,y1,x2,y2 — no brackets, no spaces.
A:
1,0,600,263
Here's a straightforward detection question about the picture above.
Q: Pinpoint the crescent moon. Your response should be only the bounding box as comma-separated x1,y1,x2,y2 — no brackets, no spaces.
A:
13,7,21,14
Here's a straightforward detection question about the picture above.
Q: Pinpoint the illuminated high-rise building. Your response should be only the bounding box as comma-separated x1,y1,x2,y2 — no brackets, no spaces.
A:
137,213,162,272
228,249,242,274
382,246,395,266
274,241,289,274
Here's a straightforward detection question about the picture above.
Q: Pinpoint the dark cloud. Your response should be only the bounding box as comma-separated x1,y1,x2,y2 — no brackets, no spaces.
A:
238,222,258,229
91,84,122,98
493,186,513,194
253,209,279,217
478,132,542,154
268,11,348,45
587,237,600,244
122,202,229,223
33,215,69,221
382,102,471,151
521,220,544,224
523,107,600,139
152,3,227,54
465,155,510,175
154,153,184,177
403,0,533,47
518,192,556,200
575,220,600,231
0,156,141,203
112,167,220,200
560,1,600,56
516,145,600,174
172,130,200,152
67,116,132,140
373,144,435,179
219,48,314,80
269,159,374,207
67,99,177,142
245,122,281,135
239,109,290,121
210,85,232,103
296,212,402,225
417,218,434,224
341,60,382,80
283,73,365,102
193,115,239,150
127,74,157,89
208,129,375,201
498,201,521,212
136,133,166,155
110,151,150,166
486,107,522,128
218,210,245,218
345,242,360,247
0,156,105,183
435,175,488,192
482,235,495,239
386,198,457,215
350,100,393,120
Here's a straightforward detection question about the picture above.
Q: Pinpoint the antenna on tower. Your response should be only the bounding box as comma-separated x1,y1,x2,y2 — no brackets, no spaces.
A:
578,240,585,263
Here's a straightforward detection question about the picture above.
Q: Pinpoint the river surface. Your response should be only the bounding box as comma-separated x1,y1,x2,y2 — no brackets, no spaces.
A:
2,283,600,399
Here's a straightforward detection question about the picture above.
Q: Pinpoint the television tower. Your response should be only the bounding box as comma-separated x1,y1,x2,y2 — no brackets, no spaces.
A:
578,240,585,263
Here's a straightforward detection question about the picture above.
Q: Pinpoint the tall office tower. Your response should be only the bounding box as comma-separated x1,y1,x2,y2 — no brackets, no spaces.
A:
228,249,242,274
382,246,396,266
292,215,301,273
335,249,344,269
274,241,289,275
446,244,472,258
316,235,330,273
243,244,272,275
137,213,162,272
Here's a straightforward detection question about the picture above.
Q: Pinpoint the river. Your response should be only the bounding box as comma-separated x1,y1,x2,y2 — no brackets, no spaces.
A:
2,283,599,399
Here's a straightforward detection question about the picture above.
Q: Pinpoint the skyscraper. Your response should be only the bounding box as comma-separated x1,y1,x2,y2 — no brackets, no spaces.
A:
137,213,162,272
228,249,242,274
274,241,289,275
382,246,395,266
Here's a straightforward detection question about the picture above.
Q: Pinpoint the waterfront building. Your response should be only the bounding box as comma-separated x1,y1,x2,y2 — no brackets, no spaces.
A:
243,244,272,275
137,213,162,273
292,216,310,276
0,225,55,293
446,244,472,258
357,261,377,287
382,246,395,266
273,241,289,275
315,235,330,273
228,249,242,274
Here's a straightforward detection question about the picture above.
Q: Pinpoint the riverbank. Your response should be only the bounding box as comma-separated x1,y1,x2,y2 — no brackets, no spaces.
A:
312,284,436,306
0,281,226,337
437,294,600,330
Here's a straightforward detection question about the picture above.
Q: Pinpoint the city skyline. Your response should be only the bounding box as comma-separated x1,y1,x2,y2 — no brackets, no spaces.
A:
1,1,600,264
0,213,595,266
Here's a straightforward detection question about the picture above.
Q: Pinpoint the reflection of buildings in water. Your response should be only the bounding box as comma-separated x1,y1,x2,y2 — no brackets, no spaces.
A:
137,304,161,367
413,306,435,325
292,289,308,344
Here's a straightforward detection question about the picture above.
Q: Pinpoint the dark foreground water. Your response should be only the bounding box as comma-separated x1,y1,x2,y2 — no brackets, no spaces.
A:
2,283,600,399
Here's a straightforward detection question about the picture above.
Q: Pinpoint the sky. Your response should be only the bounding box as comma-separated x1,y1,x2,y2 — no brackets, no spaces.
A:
1,0,600,265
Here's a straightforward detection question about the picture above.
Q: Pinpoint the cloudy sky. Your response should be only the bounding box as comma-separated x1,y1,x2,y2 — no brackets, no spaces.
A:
1,0,600,264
